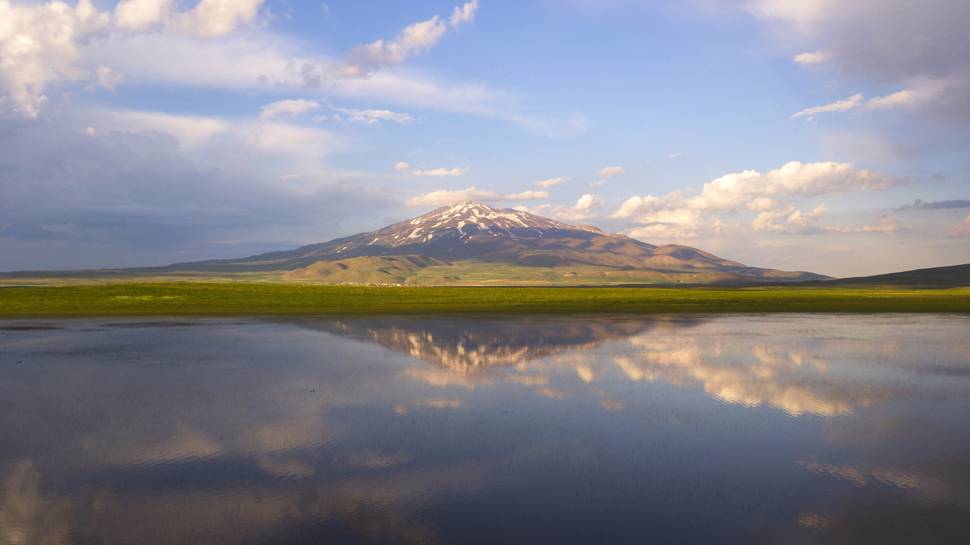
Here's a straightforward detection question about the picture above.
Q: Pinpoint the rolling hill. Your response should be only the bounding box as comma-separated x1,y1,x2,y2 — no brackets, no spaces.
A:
822,263,970,288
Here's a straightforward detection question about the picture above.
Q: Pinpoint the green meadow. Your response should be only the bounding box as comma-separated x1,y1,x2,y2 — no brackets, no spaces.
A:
1,282,969,317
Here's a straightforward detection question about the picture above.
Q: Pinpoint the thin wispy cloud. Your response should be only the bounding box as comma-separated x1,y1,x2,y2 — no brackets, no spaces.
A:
895,199,970,211
590,165,623,188
792,94,863,119
598,166,624,178
410,167,468,177
333,107,414,125
792,89,937,119
405,187,547,207
535,177,568,188
343,1,478,76
260,99,320,120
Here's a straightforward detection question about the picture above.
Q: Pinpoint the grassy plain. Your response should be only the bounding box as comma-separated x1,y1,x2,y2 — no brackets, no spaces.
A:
1,282,968,317
0,260,802,286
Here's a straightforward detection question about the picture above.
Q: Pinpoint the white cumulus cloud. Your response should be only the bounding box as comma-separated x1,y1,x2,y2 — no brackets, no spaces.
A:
575,193,604,211
534,193,605,223
0,0,108,117
174,0,264,38
0,0,264,118
614,161,894,240
114,0,263,37
114,0,170,30
752,205,827,234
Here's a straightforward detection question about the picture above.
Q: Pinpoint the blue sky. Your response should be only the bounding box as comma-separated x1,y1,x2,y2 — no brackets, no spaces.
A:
0,0,968,275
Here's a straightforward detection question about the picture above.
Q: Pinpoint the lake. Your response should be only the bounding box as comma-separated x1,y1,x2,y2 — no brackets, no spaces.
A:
1,314,969,544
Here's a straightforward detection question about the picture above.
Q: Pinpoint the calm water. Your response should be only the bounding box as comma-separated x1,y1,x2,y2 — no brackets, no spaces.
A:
1,315,969,544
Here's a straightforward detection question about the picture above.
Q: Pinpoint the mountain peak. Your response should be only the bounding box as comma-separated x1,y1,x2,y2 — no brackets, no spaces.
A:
411,201,592,234
420,201,507,225
329,201,607,252
443,201,496,213
427,201,511,221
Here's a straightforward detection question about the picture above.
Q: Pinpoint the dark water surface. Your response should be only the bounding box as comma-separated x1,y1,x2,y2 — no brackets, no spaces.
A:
2,314,969,544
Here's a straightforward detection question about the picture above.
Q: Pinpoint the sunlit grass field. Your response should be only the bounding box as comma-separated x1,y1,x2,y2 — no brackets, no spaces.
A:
1,282,969,317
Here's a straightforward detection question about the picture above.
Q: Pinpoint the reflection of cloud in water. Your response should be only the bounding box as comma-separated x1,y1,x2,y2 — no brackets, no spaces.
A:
395,397,463,414
614,337,885,416
798,512,831,529
0,460,71,545
342,451,413,470
404,365,495,389
413,398,462,409
797,459,949,501
256,456,316,479
0,454,488,545
108,425,223,466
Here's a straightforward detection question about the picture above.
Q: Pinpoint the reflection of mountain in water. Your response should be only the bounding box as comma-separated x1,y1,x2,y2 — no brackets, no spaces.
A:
311,316,935,417
307,317,687,372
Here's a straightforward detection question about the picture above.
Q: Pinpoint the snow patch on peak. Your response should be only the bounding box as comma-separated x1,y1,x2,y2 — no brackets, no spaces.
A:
363,201,610,249
440,201,496,217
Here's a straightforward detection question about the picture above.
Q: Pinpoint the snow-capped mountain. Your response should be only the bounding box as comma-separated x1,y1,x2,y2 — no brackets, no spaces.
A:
161,201,827,284
310,201,628,265
366,201,603,246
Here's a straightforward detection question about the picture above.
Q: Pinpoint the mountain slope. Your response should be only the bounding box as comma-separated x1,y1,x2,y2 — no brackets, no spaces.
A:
153,202,825,284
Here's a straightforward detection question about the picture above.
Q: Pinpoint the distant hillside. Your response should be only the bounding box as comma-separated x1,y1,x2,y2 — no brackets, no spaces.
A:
1,202,828,286
825,263,970,288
